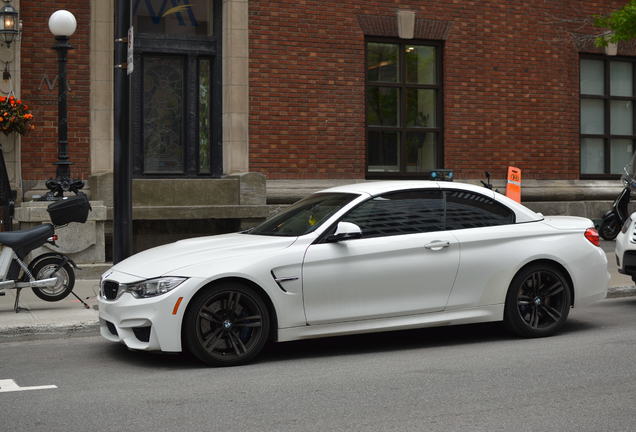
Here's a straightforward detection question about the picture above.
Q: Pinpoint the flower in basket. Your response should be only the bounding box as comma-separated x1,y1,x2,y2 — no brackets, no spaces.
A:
0,96,35,136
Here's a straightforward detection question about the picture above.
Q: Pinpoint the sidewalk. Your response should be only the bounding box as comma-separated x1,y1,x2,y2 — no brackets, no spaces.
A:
0,242,634,341
0,278,100,340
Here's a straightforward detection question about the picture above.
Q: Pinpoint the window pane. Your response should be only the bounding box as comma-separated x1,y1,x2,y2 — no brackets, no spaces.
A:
343,190,444,238
611,139,633,174
445,190,515,230
405,45,436,84
610,62,633,97
406,89,435,127
580,98,604,134
368,131,399,172
581,138,604,174
406,133,435,172
367,87,398,126
134,0,212,36
199,58,211,174
143,55,184,174
611,100,633,135
367,42,398,82
580,59,604,95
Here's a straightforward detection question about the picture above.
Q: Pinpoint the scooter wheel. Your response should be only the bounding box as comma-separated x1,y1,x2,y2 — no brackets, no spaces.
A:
30,257,75,302
599,214,621,240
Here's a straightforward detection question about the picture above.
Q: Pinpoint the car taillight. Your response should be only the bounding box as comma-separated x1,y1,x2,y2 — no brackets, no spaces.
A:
584,228,600,247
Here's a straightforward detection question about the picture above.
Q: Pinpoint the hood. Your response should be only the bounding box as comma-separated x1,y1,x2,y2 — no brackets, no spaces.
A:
111,233,297,279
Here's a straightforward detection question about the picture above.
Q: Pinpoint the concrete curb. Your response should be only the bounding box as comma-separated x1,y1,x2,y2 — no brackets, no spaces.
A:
606,286,636,298
0,322,99,342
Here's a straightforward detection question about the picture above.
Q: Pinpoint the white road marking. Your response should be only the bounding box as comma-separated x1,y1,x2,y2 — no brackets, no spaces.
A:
0,379,57,393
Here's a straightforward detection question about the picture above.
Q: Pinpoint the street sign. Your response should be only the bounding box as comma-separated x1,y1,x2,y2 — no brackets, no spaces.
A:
127,26,134,75
505,166,522,203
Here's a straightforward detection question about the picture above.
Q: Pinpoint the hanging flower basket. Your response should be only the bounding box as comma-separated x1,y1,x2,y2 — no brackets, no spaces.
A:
0,96,34,136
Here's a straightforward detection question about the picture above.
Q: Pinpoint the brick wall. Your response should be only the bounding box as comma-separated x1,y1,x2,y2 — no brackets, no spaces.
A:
20,1,90,182
249,0,631,180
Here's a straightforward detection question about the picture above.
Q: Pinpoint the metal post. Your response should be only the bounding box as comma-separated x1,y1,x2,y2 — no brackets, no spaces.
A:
43,33,84,199
54,36,71,180
113,0,132,263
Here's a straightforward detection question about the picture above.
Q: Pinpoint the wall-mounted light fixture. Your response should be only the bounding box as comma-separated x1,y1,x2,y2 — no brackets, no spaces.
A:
0,0,20,48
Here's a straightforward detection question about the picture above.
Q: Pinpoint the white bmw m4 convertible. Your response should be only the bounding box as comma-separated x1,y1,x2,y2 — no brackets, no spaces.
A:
98,181,609,366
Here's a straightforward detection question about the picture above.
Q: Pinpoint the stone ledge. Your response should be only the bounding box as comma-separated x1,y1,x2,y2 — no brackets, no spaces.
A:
15,200,107,222
121,205,270,220
266,179,626,204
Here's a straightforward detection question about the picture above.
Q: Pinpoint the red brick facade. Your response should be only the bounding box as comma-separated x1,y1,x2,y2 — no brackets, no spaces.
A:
249,0,632,180
20,1,90,182
13,1,636,184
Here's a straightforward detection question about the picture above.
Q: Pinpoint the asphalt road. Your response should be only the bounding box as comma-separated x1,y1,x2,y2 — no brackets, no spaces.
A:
1,298,636,432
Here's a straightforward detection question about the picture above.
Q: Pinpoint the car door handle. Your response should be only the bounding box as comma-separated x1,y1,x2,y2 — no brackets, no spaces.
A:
424,240,450,251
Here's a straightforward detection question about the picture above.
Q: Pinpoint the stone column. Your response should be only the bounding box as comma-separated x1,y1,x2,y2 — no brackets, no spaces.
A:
223,0,250,174
89,0,115,178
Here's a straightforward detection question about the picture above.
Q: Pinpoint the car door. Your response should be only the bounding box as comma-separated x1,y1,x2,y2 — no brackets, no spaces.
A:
440,188,518,309
302,189,460,325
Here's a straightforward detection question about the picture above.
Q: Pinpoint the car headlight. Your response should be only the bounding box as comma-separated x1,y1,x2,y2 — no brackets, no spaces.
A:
621,215,633,234
122,277,187,299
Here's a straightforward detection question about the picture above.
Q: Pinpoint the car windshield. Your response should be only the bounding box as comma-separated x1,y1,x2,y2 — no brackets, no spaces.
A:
247,193,358,237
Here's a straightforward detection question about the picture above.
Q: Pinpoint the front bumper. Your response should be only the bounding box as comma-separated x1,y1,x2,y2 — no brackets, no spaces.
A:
616,218,636,278
98,274,202,352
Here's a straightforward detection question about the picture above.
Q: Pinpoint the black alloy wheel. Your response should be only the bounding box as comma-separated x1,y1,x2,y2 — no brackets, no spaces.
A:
184,283,270,366
504,264,571,338
599,213,621,240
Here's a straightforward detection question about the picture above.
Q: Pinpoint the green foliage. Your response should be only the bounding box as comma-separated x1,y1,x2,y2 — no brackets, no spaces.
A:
595,1,636,46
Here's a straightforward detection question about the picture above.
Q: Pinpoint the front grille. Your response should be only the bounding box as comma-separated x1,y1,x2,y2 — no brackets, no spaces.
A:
102,280,119,300
105,321,118,336
132,326,151,342
623,251,636,274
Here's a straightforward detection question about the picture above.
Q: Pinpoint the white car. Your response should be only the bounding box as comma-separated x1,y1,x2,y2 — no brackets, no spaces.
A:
98,181,609,366
615,213,636,282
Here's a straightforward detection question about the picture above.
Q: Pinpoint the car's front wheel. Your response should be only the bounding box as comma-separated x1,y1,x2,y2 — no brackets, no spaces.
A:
183,283,271,366
504,264,571,338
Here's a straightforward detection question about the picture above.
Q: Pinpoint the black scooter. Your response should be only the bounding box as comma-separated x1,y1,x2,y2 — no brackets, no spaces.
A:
599,154,636,240
599,185,630,240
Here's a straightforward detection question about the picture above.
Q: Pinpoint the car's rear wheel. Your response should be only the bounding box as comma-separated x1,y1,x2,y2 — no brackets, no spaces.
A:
504,264,571,338
184,283,270,366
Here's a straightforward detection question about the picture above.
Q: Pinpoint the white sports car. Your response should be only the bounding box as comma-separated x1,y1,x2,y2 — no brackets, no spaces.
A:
98,181,608,366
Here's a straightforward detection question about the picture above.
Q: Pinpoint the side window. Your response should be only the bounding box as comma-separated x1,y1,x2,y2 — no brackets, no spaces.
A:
444,190,515,230
342,190,443,238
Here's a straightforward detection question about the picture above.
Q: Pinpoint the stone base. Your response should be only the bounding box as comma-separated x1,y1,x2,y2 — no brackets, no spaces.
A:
14,200,107,264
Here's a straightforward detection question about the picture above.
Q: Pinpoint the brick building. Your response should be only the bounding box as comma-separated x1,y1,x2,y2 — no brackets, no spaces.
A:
2,0,632,259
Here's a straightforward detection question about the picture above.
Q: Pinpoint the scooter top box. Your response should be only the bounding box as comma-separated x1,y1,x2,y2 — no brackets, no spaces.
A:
47,193,91,225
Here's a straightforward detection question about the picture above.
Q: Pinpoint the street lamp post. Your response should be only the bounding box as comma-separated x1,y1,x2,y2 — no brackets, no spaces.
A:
45,10,83,199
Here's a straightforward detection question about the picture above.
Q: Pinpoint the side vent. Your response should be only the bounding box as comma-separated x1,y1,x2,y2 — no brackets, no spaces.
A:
270,270,299,293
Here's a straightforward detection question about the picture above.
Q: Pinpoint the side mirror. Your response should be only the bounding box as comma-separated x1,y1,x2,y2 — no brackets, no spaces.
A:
326,222,362,243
